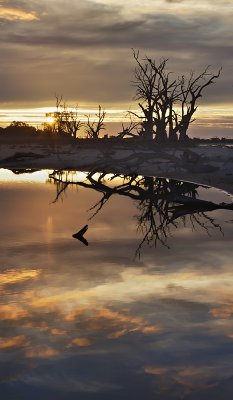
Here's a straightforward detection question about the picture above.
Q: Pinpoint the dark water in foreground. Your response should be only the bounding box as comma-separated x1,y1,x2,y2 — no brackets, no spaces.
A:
1,169,233,399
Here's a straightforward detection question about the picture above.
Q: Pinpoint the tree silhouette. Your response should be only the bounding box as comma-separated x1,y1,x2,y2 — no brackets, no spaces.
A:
131,50,221,142
85,105,106,139
45,95,83,138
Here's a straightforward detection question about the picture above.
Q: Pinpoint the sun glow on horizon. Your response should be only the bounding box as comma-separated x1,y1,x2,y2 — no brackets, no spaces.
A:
0,104,233,136
0,106,131,128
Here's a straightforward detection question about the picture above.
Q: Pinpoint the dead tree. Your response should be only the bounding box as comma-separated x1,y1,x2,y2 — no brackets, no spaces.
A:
61,103,83,138
117,114,140,138
131,50,221,142
132,50,182,142
178,68,221,141
85,105,106,139
131,50,169,141
46,95,83,138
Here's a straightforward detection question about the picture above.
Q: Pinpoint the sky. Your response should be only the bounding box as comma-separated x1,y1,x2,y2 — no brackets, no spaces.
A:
0,0,232,136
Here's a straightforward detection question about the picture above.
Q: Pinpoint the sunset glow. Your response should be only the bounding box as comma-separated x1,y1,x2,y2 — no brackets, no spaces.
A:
1,1,233,398
0,0,232,137
1,105,233,137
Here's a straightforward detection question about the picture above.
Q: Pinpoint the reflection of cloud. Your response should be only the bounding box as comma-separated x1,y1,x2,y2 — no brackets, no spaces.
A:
210,305,233,319
144,365,224,397
227,333,233,340
0,304,28,320
0,268,40,286
1,176,233,397
69,337,93,347
23,373,121,393
66,307,153,334
0,335,28,349
64,307,164,346
0,7,38,21
49,328,67,335
107,329,128,339
142,325,163,334
23,320,50,331
144,366,168,375
25,346,59,359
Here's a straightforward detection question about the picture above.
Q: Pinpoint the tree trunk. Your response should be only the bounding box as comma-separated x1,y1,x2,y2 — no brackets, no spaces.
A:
155,129,168,143
142,120,154,140
179,127,189,142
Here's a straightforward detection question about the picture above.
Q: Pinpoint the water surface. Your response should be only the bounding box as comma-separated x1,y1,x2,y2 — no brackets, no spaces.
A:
1,168,233,399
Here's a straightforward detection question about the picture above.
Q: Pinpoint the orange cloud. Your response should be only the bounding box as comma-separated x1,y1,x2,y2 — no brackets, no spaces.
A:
226,333,233,340
142,325,163,334
23,320,49,331
49,328,67,336
144,366,168,375
69,337,92,347
25,346,59,358
0,335,28,349
210,305,233,319
64,307,87,321
0,268,40,286
178,368,198,378
65,307,144,333
107,329,128,339
0,304,28,320
97,308,143,324
0,7,38,21
65,306,164,342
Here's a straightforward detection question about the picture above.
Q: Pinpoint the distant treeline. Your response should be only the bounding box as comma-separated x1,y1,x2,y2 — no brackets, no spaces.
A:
192,137,233,144
1,121,233,147
0,121,76,145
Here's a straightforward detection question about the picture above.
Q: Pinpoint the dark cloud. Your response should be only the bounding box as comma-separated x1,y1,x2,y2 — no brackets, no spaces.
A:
0,0,232,108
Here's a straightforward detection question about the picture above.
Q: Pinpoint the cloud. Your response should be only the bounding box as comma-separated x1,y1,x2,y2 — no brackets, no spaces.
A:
227,333,233,340
68,337,93,347
49,328,67,335
0,0,232,110
0,304,28,320
142,325,163,334
210,305,233,319
0,6,38,21
0,335,28,349
165,0,184,2
0,268,40,286
25,346,59,358
144,365,168,375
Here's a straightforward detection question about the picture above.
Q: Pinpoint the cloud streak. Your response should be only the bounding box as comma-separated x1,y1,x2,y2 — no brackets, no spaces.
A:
0,0,232,119
0,6,38,21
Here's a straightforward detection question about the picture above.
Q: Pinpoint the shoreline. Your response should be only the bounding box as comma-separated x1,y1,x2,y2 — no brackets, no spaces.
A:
0,143,233,194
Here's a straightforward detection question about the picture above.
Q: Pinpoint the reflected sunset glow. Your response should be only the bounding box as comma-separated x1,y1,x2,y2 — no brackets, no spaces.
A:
0,169,49,183
0,171,233,398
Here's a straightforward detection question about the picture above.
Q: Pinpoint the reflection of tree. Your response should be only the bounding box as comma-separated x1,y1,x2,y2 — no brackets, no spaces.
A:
49,170,233,257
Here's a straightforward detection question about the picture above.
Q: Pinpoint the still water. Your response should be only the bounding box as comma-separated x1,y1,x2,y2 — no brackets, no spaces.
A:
1,168,233,399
